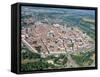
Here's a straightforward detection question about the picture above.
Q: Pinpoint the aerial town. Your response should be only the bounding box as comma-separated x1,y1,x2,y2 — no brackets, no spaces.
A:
21,6,95,71
21,21,94,56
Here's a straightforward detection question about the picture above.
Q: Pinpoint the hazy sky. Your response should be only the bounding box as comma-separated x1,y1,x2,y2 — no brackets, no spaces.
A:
21,6,95,15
